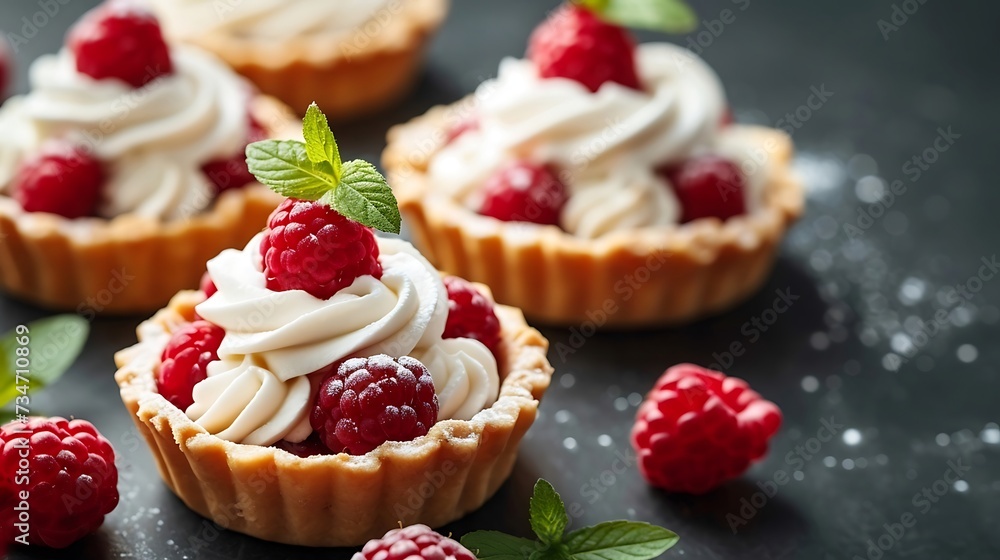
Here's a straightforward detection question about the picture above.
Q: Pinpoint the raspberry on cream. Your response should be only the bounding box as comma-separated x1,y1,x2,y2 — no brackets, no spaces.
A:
428,43,773,238
0,45,251,220
187,234,500,446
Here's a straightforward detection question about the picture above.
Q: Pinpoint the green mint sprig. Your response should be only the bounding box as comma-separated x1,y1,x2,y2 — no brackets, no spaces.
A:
462,480,679,560
575,0,698,34
246,103,402,234
0,315,90,409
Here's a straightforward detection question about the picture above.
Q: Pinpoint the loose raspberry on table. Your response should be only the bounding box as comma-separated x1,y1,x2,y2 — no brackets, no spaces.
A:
0,417,119,549
202,114,269,193
157,320,225,410
479,161,569,226
353,524,476,560
662,155,747,223
631,363,782,494
12,140,104,219
442,276,501,356
527,4,641,93
260,199,382,300
68,2,173,88
310,355,439,455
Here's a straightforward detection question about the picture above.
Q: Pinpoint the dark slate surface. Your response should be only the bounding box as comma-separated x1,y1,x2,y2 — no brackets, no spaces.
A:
2,0,998,558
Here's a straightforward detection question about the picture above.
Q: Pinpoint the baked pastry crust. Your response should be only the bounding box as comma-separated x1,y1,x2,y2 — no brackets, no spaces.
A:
383,103,804,327
114,289,552,547
176,0,449,119
0,96,299,314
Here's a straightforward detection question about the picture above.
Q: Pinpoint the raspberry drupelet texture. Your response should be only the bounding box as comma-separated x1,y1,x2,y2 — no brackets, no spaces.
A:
528,4,641,93
631,363,782,494
0,417,119,549
479,161,569,226
157,320,225,410
259,199,383,300
442,276,502,356
353,524,477,560
68,2,173,88
663,155,747,223
12,140,104,219
311,355,439,455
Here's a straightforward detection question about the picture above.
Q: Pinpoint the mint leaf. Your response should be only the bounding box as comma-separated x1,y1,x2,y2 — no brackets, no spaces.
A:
0,315,90,407
530,479,569,544
302,103,342,178
245,140,336,200
564,521,678,560
584,0,697,34
332,160,401,234
462,531,540,560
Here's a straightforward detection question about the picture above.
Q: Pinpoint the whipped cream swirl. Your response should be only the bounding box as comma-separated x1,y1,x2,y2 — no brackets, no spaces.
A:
412,339,499,421
186,355,314,445
150,0,390,41
0,46,251,220
186,235,502,446
429,43,768,238
197,235,449,381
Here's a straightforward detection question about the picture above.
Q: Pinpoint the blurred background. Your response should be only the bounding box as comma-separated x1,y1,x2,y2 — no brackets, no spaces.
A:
2,0,998,558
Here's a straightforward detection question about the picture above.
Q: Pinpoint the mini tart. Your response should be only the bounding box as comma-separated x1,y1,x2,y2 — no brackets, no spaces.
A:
114,290,552,547
0,96,299,314
383,103,804,328
170,0,449,119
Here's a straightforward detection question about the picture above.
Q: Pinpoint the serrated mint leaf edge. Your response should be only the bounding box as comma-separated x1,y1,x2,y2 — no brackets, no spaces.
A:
462,530,541,560
530,479,570,544
332,159,401,234
245,140,336,200
564,521,679,560
302,103,342,177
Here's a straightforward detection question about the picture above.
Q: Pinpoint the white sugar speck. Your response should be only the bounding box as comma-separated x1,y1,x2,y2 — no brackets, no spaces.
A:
957,344,978,363
981,423,1000,444
801,376,820,393
843,429,862,446
953,480,969,493
597,434,613,447
842,458,856,470
555,410,572,424
560,374,576,388
563,437,578,451
823,456,837,467
614,397,629,411
935,433,951,446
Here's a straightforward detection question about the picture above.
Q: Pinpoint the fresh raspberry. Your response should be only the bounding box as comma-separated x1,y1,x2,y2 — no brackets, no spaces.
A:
199,271,217,298
527,4,641,93
202,114,268,193
157,321,225,410
444,117,480,144
442,276,501,356
68,2,173,88
479,161,569,226
0,36,12,101
354,524,476,560
662,155,747,223
272,435,331,458
0,417,119,549
12,140,103,219
631,364,782,494
310,355,438,455
260,199,382,300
